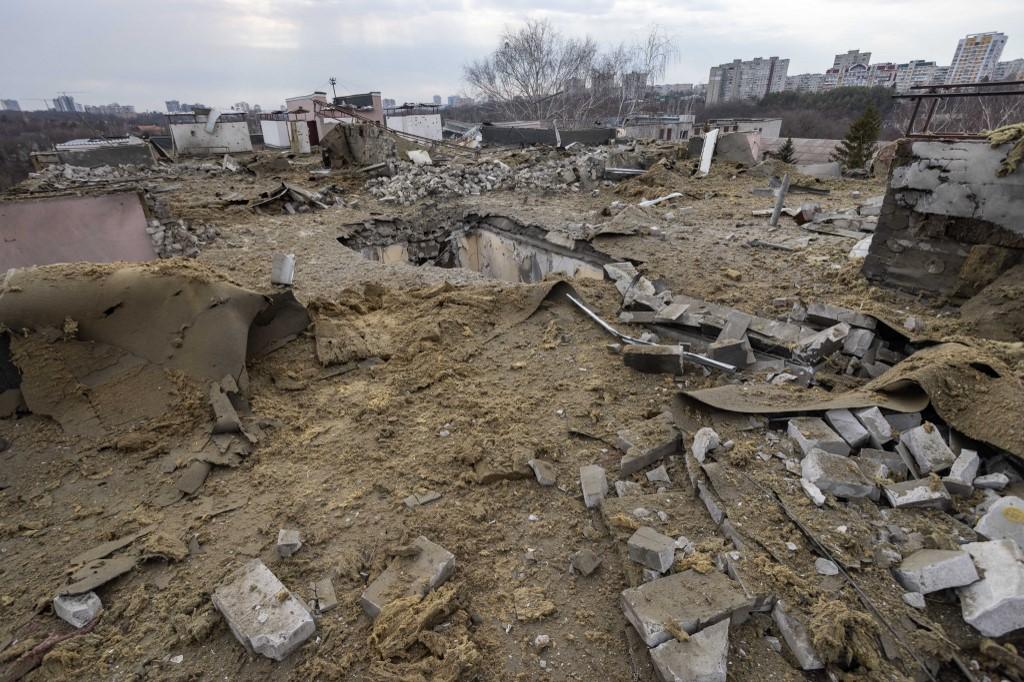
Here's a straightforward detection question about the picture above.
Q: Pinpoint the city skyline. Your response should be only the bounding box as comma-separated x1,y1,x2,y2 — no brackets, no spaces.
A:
1,1,1021,112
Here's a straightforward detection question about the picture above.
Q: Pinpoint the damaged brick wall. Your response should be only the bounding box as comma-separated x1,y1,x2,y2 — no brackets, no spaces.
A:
862,138,1024,299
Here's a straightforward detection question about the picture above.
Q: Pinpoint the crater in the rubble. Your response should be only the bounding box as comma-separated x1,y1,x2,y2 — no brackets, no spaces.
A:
339,214,614,284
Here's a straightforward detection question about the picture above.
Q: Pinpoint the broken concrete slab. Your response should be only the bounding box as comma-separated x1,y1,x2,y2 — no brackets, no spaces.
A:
853,406,894,448
771,600,823,670
570,549,602,576
312,577,338,613
895,549,979,594
403,490,442,508
627,526,676,573
842,328,876,358
883,479,953,510
527,458,557,486
943,449,980,496
805,302,877,330
902,592,926,610
792,323,850,364
691,427,720,464
618,412,680,477
53,591,102,629
360,536,455,619
621,569,752,647
707,337,755,369
974,496,1024,551
276,529,302,558
176,459,212,495
824,409,870,449
646,465,671,484
884,412,922,434
788,417,850,456
801,448,875,498
975,473,1010,490
211,559,315,661
900,423,956,474
958,539,1024,637
860,448,908,481
622,345,683,375
649,618,729,682
800,478,826,506
615,480,644,497
580,465,609,508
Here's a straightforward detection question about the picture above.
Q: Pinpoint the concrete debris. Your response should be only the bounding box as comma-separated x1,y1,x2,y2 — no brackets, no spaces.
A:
271,254,295,286
815,558,840,576
884,412,922,434
853,407,893,448
975,473,1010,490
902,592,926,610
403,490,442,508
788,417,851,457
570,548,602,576
691,427,720,464
958,539,1024,637
707,337,755,369
943,449,980,496
621,569,752,647
800,478,826,506
883,478,953,510
212,559,316,661
900,423,956,474
209,382,241,434
895,549,979,594
974,496,1024,551
627,526,675,574
793,323,850,364
360,536,455,619
312,577,338,613
618,412,680,477
649,618,729,682
801,448,875,498
276,529,302,558
527,458,557,486
580,465,608,508
615,480,644,497
771,601,824,670
824,409,870,449
53,591,102,629
843,328,875,357
646,465,671,484
622,344,683,375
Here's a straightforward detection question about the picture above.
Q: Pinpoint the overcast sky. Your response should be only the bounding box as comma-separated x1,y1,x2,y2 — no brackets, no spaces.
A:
1,0,1021,112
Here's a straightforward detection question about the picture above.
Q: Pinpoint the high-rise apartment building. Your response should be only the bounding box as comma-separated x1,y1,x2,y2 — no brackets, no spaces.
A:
947,32,1007,83
706,56,789,105
0,99,20,111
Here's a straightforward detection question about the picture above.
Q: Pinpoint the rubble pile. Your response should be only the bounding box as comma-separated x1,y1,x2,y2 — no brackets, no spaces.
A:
21,162,168,191
145,191,218,258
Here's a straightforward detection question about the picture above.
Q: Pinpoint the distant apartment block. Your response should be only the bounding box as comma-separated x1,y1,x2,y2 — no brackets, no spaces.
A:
447,95,473,107
706,56,789,105
53,95,76,112
947,32,1007,83
84,103,136,115
995,58,1024,81
1,99,20,111
784,73,825,93
165,100,180,113
432,95,442,105
382,98,396,108
233,101,251,113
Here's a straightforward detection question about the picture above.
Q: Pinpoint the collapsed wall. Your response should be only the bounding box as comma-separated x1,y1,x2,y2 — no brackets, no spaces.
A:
862,138,1024,299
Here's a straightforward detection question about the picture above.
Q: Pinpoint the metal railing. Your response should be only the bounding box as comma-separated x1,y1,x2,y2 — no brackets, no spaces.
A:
893,79,1024,137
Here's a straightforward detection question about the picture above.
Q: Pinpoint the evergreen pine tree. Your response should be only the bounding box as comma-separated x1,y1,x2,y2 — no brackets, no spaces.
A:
831,105,882,170
777,137,796,164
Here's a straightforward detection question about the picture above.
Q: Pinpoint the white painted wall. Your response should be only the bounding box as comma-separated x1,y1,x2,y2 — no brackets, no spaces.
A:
261,120,290,148
289,121,311,154
386,114,443,141
170,121,252,156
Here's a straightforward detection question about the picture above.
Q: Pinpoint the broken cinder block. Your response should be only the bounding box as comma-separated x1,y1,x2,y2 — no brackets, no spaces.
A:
627,526,676,573
793,323,850,364
895,549,979,594
527,458,557,486
212,559,315,661
360,536,455,620
824,409,870,449
276,529,302,558
622,344,684,375
801,448,875,499
958,539,1024,637
853,406,893,448
580,465,608,508
883,479,952,510
900,423,956,474
942,449,980,496
787,417,850,456
617,412,680,478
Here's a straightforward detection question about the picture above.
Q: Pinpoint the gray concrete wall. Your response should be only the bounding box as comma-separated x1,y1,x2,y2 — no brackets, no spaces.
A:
58,145,155,168
862,138,1024,298
481,126,614,147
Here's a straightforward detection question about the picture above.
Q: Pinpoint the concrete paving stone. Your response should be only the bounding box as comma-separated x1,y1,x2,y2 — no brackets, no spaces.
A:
975,473,1010,490
649,618,729,682
788,417,850,456
691,427,720,463
580,465,608,508
842,328,875,358
853,406,893,448
824,409,870,449
895,549,979,594
958,539,1024,637
942,449,980,496
771,600,824,670
527,458,557,486
628,526,676,573
900,423,956,474
883,479,952,510
570,548,602,576
974,496,1024,551
621,569,753,647
646,465,671,484
902,592,926,610
622,345,684,375
615,480,644,497
53,591,102,629
793,323,850,364
884,412,922,435
360,536,455,619
801,448,875,498
212,559,315,661
860,448,908,481
276,529,302,558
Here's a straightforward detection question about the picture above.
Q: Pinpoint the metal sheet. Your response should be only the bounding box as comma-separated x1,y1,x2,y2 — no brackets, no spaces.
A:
0,192,156,271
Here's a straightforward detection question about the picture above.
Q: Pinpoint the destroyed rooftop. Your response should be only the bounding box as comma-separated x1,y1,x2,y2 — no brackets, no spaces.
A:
1,120,1024,682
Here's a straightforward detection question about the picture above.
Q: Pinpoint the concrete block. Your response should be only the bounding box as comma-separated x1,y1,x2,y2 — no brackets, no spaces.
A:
860,448,908,480
360,536,455,619
691,427,720,463
53,591,102,629
801,448,875,498
212,559,315,661
276,529,302,558
883,479,952,510
646,465,671,484
622,345,683,375
403,490,441,508
942,449,980,496
805,302,876,330
580,465,608,508
895,442,922,479
884,412,922,434
958,539,1024,637
621,569,753,647
628,526,676,573
649,618,729,682
895,549,979,594
570,548,602,576
788,417,850,456
843,328,875,358
824,409,870,448
902,592,926,609
793,323,850,364
707,337,755,369
853,407,893,448
974,496,1024,551
800,478,826,506
900,423,956,474
975,473,1010,490
615,480,643,497
527,458,557,486
771,601,823,670
618,412,680,477
271,253,295,285
655,302,691,323
312,577,338,613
